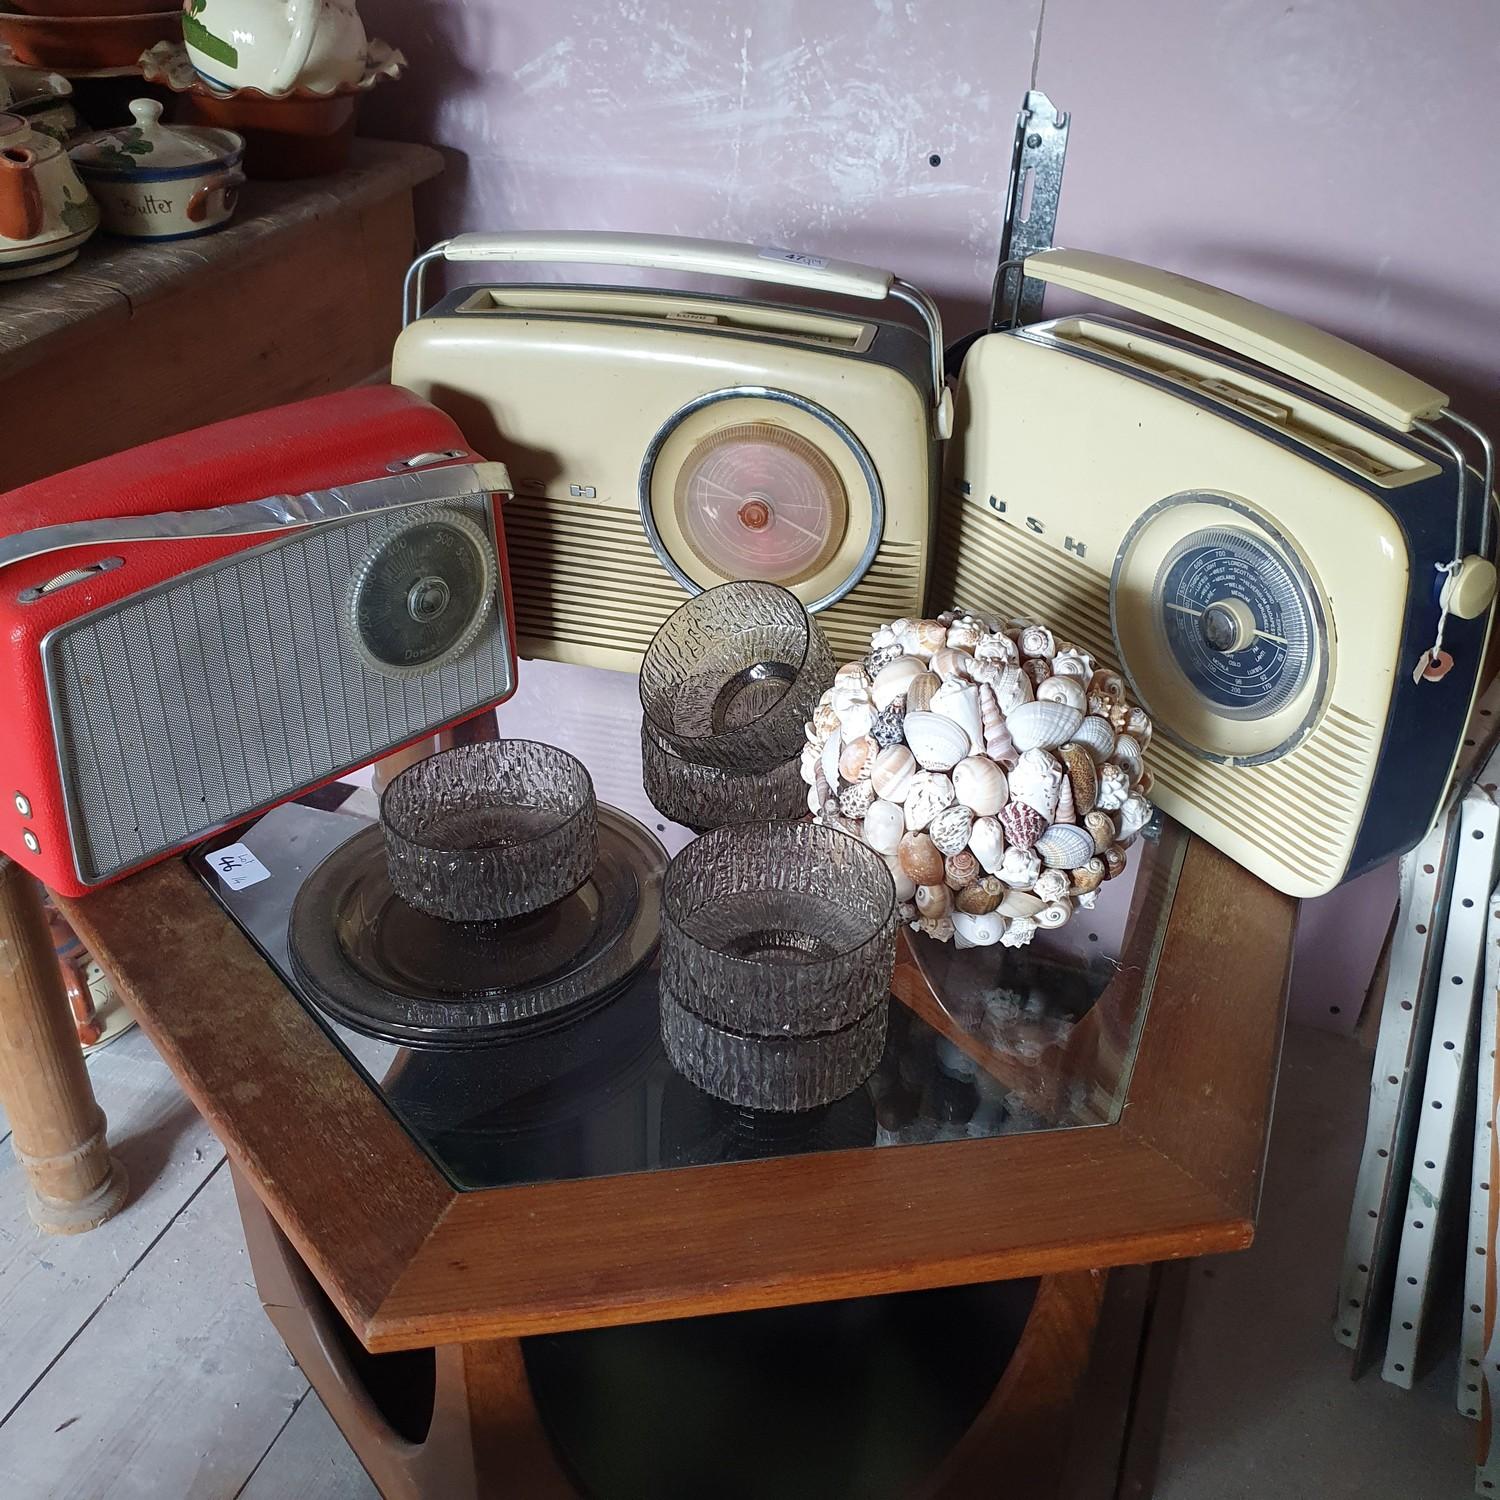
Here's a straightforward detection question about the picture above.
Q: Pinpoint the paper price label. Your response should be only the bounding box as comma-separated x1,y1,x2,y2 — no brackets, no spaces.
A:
205,842,271,891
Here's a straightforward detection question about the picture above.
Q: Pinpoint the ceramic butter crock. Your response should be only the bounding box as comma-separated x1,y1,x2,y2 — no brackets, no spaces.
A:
0,111,99,279
183,0,367,96
71,99,244,240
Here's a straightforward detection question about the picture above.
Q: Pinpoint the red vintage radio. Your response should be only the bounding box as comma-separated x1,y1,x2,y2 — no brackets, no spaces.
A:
0,385,518,897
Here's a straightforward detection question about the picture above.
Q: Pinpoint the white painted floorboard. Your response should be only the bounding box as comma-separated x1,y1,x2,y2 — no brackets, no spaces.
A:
238,1392,379,1500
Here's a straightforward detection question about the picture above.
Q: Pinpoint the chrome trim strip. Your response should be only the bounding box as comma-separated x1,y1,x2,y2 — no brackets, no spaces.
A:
635,385,885,615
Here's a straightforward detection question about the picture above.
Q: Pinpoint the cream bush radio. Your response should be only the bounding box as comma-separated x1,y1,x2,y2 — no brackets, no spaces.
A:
392,232,946,671
394,231,1496,900
941,249,1496,899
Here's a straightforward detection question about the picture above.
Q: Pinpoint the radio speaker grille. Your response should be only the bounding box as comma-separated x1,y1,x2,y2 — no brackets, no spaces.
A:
503,495,924,665
47,501,512,885
935,497,1377,884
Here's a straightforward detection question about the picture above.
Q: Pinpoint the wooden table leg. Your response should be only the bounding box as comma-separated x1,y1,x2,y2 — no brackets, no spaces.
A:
0,858,127,1234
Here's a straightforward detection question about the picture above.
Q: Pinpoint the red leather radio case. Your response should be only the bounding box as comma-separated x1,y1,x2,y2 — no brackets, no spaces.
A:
0,386,517,897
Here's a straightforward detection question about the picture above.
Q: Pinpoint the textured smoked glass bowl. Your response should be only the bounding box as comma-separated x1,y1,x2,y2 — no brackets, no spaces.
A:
640,718,806,832
381,741,598,922
638,581,835,773
660,821,897,1039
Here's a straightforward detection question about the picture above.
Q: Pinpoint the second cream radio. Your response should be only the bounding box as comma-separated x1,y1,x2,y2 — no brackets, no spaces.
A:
392,233,947,669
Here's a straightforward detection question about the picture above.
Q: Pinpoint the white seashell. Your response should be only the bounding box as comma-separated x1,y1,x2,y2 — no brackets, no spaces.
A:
1033,868,1071,903
905,670,942,713
1001,916,1038,948
1095,762,1130,811
978,685,1014,764
916,883,952,920
998,889,1046,919
951,755,1007,817
835,660,871,690
991,664,1034,715
915,915,955,943
946,617,983,651
929,680,984,754
1118,795,1153,841
820,731,843,791
1084,809,1117,855
898,900,919,922
871,622,907,651
1022,658,1051,689
967,815,1006,874
929,648,976,682
808,765,831,818
1035,822,1095,870
1072,715,1117,764
883,855,916,904
904,771,957,831
870,744,918,803
1050,647,1094,681
1076,889,1099,911
1005,700,1083,754
1009,749,1064,821
838,735,877,783
812,699,840,743
1018,624,1055,659
928,802,975,856
839,780,877,819
1088,668,1125,700
951,909,1006,947
1111,733,1145,784
974,630,1018,664
799,741,820,786
837,700,875,742
1036,675,1087,712
830,681,872,719
903,711,971,772
998,845,1043,889
1124,708,1153,748
1054,776,1076,825
862,798,906,855
900,619,948,658
871,656,925,710
1035,899,1073,929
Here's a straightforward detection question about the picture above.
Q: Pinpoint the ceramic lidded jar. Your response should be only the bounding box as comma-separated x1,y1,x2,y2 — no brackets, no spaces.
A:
183,0,368,96
70,99,245,240
0,111,98,280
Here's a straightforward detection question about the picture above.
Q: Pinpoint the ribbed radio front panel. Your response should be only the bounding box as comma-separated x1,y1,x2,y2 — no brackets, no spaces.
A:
502,495,925,665
47,501,511,885
935,499,1378,885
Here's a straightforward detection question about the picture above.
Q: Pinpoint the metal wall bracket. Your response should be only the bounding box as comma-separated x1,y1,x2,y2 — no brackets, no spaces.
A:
989,90,1071,331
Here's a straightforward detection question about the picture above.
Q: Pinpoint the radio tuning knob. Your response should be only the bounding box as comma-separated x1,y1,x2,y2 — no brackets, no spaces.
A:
1440,556,1499,621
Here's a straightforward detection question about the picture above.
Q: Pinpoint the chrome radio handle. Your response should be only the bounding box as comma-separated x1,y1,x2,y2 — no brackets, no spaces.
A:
403,231,952,437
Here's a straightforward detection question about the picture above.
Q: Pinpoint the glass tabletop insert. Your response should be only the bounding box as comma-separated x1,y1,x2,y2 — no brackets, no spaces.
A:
191,659,1185,1193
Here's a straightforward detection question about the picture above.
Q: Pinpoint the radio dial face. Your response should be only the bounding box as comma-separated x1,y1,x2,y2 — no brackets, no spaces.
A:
674,422,847,585
345,506,496,678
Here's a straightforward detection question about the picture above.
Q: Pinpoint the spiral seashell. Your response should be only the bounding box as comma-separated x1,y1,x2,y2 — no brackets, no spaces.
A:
978,685,1013,764
1102,843,1128,880
808,763,832,818
968,815,1006,874
837,699,875,743
885,856,917,904
1005,700,1083,754
865,644,904,678
1084,809,1117,855
1135,768,1154,797
1001,915,1038,948
956,875,1003,913
916,915,956,943
900,618,948,658
929,648,976,682
1036,675,1087,712
870,744,918,803
812,699,841,743
1125,708,1152,748
800,741,820,785
951,908,1006,947
1072,714,1117,764
1054,777,1076,825
1088,690,1120,720
872,620,908,651
905,670,943,714
1022,658,1052,689
929,679,984,754
839,735,878,783
916,882,952,920
871,655,925,709
1019,623,1056,659
1088,668,1125,700
999,800,1047,850
1117,795,1153,842
998,889,1046,919
944,849,982,890
1071,857,1107,894
840,779,877,819
862,798,905,855
1035,899,1073,930
868,706,905,749
1111,734,1144,784
951,754,1007,817
990,664,1034,715
1050,647,1094,681
1009,749,1064,821
928,802,975,856
946,617,983,652
820,731,843,791
898,899,919,922
904,770,957,831
898,831,945,885
1033,868,1071,903
903,711,971,772
1035,822,1095,870
1057,743,1098,817
1076,888,1099,911
835,660,871,690
830,681,872,720
974,630,1019,665
1095,762,1130,811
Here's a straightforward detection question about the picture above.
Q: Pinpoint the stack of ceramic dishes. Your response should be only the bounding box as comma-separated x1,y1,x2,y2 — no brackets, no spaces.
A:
639,581,835,832
288,740,667,1048
659,820,898,1111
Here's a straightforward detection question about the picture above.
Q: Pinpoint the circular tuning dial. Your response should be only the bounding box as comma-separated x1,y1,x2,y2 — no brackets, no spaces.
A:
345,506,496,678
673,422,847,585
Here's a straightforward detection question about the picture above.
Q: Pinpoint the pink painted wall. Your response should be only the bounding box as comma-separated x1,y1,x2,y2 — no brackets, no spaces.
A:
358,0,1498,1025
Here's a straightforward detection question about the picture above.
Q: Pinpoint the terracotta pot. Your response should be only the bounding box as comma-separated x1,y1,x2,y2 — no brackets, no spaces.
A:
176,87,357,179
0,11,183,71
10,0,160,17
